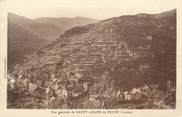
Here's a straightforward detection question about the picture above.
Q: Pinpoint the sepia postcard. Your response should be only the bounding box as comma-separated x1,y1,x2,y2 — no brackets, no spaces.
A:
0,0,182,117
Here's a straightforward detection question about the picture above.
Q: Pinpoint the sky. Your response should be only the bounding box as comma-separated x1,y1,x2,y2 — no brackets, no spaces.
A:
4,0,178,20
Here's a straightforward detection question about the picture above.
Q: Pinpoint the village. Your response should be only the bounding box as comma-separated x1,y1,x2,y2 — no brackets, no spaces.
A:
7,68,175,109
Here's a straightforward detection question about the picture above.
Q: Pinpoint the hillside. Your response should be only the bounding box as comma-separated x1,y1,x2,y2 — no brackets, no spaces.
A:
8,9,176,109
21,9,176,85
8,13,98,70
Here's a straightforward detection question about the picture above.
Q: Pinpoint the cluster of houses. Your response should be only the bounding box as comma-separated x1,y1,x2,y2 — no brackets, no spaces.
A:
8,63,175,109
8,69,90,108
85,78,175,109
